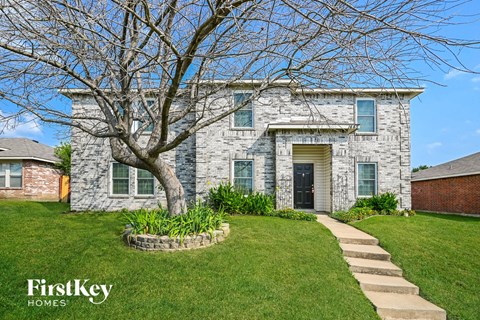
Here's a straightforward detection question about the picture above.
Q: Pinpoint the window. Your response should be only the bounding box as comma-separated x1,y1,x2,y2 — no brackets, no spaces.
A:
0,162,22,188
233,160,253,193
136,99,155,133
111,163,129,195
136,169,155,195
233,92,253,128
356,99,376,133
357,163,377,197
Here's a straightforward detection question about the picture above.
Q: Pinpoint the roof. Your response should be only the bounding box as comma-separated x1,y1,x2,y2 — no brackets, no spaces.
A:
59,84,424,99
0,138,58,164
293,88,424,99
412,152,480,181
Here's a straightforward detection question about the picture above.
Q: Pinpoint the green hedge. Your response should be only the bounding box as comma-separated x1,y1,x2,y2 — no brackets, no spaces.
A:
331,192,416,222
208,183,316,222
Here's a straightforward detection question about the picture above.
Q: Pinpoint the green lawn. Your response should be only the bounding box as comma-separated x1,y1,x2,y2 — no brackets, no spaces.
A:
0,201,378,320
354,212,480,320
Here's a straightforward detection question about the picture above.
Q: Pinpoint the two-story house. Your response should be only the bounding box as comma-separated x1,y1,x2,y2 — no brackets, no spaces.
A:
63,82,422,212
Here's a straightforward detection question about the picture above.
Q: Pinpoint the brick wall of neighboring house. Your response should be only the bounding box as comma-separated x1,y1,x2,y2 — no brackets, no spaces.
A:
411,174,480,215
0,160,63,201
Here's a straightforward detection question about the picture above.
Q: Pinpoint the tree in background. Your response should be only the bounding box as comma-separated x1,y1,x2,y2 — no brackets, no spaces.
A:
54,142,71,176
412,165,431,173
0,1,478,214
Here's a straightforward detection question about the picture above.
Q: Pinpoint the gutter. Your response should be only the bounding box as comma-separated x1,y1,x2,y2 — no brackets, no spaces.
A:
412,171,480,182
0,156,57,164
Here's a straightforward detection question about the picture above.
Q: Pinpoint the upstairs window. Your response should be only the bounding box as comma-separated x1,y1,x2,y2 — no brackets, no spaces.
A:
233,92,253,128
0,162,22,188
137,99,155,133
356,99,376,133
111,163,129,195
233,160,253,193
357,163,377,197
136,169,155,195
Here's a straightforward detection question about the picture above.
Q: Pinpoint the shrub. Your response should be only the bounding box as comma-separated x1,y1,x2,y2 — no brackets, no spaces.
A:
243,192,275,215
269,208,317,221
353,197,372,209
208,183,245,214
208,183,275,215
123,202,226,241
331,194,415,223
330,207,376,223
354,192,398,213
208,183,315,222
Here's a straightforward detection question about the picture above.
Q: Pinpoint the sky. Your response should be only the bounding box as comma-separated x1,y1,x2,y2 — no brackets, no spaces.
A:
0,3,479,169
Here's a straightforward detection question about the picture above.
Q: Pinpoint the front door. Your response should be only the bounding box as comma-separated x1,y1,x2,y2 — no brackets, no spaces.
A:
293,163,314,209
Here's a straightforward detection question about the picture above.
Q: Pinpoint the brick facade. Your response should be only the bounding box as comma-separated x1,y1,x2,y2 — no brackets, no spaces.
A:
412,175,480,215
0,160,63,201
70,87,416,212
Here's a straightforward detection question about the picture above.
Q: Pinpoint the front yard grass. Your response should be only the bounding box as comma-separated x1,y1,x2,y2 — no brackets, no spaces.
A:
0,201,378,320
354,212,480,320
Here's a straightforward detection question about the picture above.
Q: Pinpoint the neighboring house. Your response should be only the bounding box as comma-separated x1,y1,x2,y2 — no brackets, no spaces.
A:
0,138,64,201
63,83,423,212
412,152,480,215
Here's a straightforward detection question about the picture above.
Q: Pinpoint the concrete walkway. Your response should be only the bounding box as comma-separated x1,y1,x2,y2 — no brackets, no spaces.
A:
317,215,446,320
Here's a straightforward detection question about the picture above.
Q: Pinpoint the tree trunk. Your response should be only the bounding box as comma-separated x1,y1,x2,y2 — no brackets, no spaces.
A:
152,160,187,216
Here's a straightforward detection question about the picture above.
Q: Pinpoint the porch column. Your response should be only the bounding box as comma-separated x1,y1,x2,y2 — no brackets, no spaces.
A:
275,134,293,209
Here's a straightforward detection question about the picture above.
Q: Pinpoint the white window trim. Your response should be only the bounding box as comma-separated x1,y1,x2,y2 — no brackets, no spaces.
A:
110,162,130,196
231,159,254,192
135,168,156,197
355,98,377,134
356,162,378,197
232,90,254,129
0,161,23,189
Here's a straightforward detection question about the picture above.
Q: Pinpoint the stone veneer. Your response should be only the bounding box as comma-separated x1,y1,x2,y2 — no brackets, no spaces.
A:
123,223,230,252
69,86,415,212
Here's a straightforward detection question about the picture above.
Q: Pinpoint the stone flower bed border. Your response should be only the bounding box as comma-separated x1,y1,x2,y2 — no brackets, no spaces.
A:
123,223,230,252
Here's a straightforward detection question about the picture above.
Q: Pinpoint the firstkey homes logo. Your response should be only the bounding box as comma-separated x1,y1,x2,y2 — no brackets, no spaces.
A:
27,279,113,307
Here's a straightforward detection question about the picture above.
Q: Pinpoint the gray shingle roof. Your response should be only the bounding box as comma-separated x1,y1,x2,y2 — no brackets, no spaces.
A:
412,152,480,181
0,138,58,163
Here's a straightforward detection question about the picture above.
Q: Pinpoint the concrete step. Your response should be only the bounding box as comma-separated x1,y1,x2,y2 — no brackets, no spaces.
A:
364,291,446,320
346,257,402,277
340,243,391,261
353,273,419,295
337,235,379,245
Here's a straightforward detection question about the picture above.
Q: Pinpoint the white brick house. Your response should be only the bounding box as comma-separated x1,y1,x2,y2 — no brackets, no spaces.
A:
64,84,422,212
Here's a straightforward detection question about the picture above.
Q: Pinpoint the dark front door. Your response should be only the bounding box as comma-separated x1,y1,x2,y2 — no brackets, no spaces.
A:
294,164,314,209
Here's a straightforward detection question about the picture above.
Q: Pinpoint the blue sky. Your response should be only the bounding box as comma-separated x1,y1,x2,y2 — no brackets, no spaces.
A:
1,4,479,169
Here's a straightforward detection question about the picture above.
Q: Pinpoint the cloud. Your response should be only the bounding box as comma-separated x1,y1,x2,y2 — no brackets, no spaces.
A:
0,112,43,139
476,129,480,135
427,142,442,154
471,76,480,83
443,69,466,80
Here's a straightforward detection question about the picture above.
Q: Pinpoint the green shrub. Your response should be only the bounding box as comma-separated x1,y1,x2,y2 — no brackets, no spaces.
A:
330,211,354,223
123,202,226,241
243,192,275,215
208,183,245,214
330,207,376,223
331,194,415,223
208,183,275,215
208,183,315,222
354,198,372,209
269,208,317,221
354,192,398,213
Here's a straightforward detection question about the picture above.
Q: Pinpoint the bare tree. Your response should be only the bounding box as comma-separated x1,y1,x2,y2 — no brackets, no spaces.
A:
0,0,478,214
